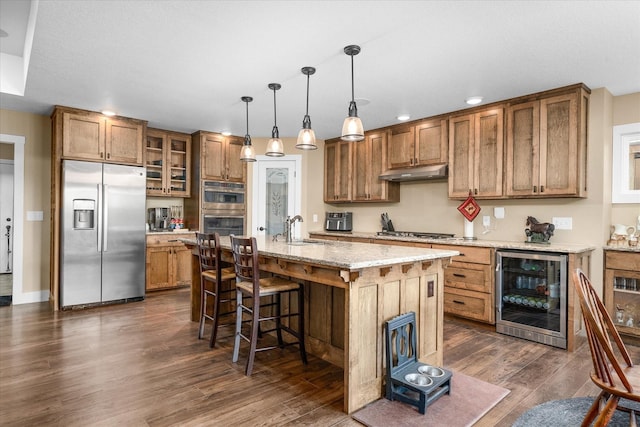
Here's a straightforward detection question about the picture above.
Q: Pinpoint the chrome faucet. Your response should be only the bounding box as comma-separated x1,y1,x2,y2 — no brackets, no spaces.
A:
285,215,304,243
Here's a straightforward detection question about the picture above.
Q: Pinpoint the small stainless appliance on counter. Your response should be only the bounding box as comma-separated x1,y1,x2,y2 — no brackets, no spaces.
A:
148,207,170,231
325,212,352,232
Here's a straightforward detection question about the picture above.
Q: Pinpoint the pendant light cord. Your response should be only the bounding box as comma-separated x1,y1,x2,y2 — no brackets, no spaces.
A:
273,87,278,127
305,73,310,115
350,53,355,103
245,101,249,134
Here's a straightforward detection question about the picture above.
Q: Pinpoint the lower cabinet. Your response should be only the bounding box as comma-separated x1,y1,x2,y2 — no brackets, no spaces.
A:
432,244,495,324
146,234,192,291
604,249,640,338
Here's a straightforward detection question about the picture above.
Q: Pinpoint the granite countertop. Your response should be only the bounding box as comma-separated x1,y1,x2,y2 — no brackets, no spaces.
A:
603,245,640,253
180,235,459,270
308,231,596,254
146,229,195,235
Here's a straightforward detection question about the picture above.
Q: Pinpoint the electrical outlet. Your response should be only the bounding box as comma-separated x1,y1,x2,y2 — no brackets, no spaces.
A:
552,217,573,230
494,207,505,219
483,215,491,227
312,214,318,223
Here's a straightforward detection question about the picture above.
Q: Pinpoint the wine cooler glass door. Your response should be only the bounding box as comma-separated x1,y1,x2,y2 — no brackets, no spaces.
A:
496,250,568,349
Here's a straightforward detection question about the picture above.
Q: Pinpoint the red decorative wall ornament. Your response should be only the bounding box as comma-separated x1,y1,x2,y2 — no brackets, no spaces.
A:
457,191,481,222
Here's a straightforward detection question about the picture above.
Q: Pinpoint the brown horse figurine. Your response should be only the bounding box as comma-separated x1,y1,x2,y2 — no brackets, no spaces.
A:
526,216,555,241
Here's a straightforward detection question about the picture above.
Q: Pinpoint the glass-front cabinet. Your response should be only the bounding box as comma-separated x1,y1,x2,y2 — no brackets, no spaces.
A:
496,250,568,349
604,249,640,337
145,128,191,197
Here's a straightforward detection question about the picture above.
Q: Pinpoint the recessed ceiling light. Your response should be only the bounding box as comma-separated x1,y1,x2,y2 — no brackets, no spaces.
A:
101,110,116,117
397,115,411,121
465,96,483,106
221,131,232,136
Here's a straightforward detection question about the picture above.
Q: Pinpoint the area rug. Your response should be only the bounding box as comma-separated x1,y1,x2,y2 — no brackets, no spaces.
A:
351,371,510,427
512,397,640,427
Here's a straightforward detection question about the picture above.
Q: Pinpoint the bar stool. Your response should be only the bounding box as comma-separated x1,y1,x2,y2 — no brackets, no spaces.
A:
229,235,307,375
196,232,236,348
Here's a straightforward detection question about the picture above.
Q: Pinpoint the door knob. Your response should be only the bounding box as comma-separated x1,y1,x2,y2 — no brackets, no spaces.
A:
258,226,265,231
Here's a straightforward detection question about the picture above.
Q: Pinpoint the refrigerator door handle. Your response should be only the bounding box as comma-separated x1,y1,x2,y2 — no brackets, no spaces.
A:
97,184,103,253
103,184,108,252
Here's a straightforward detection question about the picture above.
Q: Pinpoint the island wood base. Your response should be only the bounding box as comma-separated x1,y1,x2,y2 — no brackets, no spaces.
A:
186,245,447,413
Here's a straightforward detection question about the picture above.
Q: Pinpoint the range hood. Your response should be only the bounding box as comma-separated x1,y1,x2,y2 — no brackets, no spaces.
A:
379,164,448,182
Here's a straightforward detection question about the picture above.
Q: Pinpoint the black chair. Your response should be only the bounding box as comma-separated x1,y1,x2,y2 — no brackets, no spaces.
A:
229,235,307,375
385,312,452,414
196,232,236,348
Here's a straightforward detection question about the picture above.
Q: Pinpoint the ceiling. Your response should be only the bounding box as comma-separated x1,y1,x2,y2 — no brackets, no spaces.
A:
1,0,639,140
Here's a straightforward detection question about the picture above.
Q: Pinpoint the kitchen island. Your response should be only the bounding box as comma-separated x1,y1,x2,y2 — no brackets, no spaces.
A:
182,236,458,413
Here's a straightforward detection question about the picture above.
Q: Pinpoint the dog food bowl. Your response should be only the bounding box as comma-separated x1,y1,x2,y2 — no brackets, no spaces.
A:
404,373,433,387
418,365,445,377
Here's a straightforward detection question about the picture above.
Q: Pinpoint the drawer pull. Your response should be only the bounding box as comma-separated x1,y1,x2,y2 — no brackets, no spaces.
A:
453,273,466,278
453,300,465,305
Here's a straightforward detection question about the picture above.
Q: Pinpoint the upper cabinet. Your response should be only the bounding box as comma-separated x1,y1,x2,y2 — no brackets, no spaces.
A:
506,86,589,198
448,108,504,199
388,118,448,169
324,139,352,202
192,131,246,183
353,130,399,202
56,106,146,165
145,128,191,197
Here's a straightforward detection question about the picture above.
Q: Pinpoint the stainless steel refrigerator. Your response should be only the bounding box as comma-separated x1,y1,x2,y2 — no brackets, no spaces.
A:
60,160,146,308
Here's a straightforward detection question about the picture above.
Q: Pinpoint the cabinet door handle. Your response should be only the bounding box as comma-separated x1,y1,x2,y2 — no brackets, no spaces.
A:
533,186,537,193
474,188,478,195
540,185,545,193
100,152,104,158
453,273,466,278
107,153,110,159
453,300,465,305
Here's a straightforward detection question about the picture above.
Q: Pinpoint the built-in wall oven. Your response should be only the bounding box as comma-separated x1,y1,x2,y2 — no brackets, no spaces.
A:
496,250,568,349
201,181,245,236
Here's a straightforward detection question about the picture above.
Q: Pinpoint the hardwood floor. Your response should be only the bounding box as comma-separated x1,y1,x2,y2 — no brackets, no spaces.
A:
1,287,633,426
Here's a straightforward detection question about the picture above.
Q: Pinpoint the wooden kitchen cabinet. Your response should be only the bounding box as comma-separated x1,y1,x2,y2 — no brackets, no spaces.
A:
146,234,192,291
353,130,399,202
448,107,504,199
506,85,589,198
324,138,352,202
145,128,191,197
388,118,448,169
604,249,640,338
192,131,246,183
432,244,495,324
56,106,146,165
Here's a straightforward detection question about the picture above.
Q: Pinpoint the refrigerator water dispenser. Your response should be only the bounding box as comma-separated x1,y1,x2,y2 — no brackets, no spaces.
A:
73,199,95,230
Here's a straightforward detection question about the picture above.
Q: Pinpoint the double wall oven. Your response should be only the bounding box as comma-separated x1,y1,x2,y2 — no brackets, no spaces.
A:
201,181,245,236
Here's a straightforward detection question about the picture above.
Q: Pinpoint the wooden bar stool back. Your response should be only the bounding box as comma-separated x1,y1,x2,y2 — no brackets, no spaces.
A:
572,268,640,426
229,235,307,375
196,232,236,348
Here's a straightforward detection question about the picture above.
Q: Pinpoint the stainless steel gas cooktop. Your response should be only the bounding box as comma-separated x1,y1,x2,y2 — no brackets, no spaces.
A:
376,231,455,239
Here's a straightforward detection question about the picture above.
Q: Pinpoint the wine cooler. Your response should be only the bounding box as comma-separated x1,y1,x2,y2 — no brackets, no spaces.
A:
496,250,568,349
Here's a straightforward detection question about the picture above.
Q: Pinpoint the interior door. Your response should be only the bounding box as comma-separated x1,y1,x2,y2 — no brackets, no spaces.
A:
252,156,301,239
0,160,14,274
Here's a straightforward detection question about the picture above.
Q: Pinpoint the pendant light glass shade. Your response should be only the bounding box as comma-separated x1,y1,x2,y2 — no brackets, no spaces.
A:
296,66,318,150
240,96,256,162
265,83,285,157
341,45,364,142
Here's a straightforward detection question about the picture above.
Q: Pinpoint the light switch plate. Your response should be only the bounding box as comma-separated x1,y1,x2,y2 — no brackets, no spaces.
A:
312,214,318,223
494,207,505,219
483,215,491,227
26,211,44,221
552,217,573,230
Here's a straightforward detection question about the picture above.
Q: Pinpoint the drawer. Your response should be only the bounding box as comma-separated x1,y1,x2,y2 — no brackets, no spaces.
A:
372,239,431,248
606,251,640,272
432,244,493,265
146,232,194,245
444,288,494,324
444,262,492,293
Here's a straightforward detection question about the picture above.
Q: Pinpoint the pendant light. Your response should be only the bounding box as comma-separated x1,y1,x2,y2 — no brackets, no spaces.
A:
240,96,256,162
265,83,285,157
296,66,317,150
341,44,364,142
